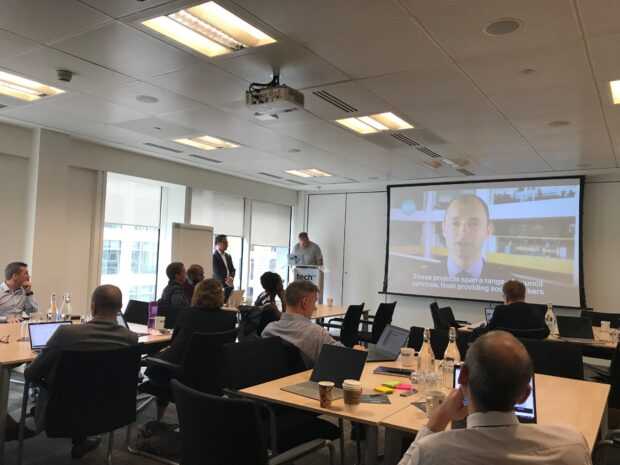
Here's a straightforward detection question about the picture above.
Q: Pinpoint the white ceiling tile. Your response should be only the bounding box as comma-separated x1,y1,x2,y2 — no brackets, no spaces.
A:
73,123,154,147
577,0,620,37
457,139,537,159
90,80,203,115
0,93,33,112
42,94,146,124
1,104,95,132
460,41,591,94
382,155,443,180
215,43,348,90
360,65,484,111
113,116,199,138
216,99,316,127
304,18,449,79
230,0,408,42
527,130,614,154
476,151,552,174
538,149,616,171
146,63,249,106
418,0,580,60
79,0,173,18
400,0,473,15
510,106,607,138
588,33,620,81
52,21,202,79
0,47,134,94
0,30,38,59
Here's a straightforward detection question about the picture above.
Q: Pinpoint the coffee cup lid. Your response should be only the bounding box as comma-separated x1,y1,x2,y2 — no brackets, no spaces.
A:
342,379,362,388
318,381,335,387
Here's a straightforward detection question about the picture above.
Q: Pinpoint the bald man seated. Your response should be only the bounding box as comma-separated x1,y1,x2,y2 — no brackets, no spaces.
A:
398,331,590,465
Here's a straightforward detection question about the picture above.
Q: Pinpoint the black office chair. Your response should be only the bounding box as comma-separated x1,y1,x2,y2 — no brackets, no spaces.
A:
282,341,307,375
592,430,620,465
519,338,584,380
318,303,365,347
358,302,396,345
581,310,620,329
497,327,549,340
171,380,335,465
407,326,468,361
124,300,149,325
156,304,187,329
608,343,620,411
429,302,443,330
18,346,142,465
221,337,341,458
438,306,470,329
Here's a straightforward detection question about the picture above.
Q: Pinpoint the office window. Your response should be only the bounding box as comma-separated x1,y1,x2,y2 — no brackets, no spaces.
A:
131,241,158,273
247,245,289,300
102,240,121,275
129,285,156,302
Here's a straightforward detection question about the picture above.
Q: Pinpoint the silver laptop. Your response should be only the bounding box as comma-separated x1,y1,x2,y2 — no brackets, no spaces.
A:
484,307,495,323
116,311,149,336
282,345,368,400
227,289,245,307
29,321,72,351
366,325,410,362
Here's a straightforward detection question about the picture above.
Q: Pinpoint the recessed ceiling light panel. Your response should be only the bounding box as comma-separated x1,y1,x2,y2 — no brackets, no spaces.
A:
142,1,276,58
336,112,414,134
174,135,240,151
610,80,620,104
286,168,332,178
0,70,64,101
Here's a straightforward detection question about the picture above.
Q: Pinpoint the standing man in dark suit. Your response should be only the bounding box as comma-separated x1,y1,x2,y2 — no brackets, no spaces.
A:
212,234,236,301
25,285,138,459
472,280,549,340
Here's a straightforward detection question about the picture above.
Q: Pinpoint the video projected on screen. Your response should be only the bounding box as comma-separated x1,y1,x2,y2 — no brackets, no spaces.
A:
386,177,584,308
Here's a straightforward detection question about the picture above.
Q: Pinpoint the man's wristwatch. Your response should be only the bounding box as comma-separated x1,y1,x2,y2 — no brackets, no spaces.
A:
25,292,33,296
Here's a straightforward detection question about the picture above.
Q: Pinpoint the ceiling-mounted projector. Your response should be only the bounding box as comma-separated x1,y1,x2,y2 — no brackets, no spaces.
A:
245,75,304,116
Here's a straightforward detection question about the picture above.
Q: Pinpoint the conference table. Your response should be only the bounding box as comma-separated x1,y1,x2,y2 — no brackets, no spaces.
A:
222,303,361,321
240,361,610,465
0,320,171,462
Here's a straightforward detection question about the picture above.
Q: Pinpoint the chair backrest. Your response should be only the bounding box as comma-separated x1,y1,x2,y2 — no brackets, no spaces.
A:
180,329,238,394
408,326,468,360
429,302,443,330
438,306,458,329
157,305,188,329
124,300,149,325
371,302,396,342
408,326,424,351
282,341,307,375
592,437,620,465
608,342,620,409
497,327,549,340
518,338,584,380
339,303,364,347
581,310,620,329
45,345,141,437
171,379,268,465
222,337,289,390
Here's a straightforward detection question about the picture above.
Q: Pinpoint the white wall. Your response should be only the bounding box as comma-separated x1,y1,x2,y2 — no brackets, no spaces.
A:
305,177,620,333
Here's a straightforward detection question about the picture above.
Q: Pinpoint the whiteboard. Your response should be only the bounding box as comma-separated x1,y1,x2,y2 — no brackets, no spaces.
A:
171,223,213,278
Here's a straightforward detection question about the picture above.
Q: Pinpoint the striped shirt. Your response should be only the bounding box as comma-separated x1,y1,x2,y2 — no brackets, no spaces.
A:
261,312,343,368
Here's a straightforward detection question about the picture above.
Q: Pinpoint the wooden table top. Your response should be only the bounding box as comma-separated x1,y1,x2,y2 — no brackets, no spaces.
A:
379,373,610,452
0,320,171,366
312,304,358,320
240,360,415,426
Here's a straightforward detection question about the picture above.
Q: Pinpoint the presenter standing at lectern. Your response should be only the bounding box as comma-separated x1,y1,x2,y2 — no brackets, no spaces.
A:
291,232,323,266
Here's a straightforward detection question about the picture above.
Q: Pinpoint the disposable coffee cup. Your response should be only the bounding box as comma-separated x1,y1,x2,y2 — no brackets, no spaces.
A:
400,347,415,367
318,381,334,408
426,390,446,418
327,298,334,307
342,379,362,413
154,316,166,331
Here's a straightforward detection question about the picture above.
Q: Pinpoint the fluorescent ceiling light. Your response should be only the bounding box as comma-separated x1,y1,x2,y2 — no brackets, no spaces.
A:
335,112,413,134
142,1,275,58
286,168,333,178
174,135,239,151
610,80,620,104
0,70,64,101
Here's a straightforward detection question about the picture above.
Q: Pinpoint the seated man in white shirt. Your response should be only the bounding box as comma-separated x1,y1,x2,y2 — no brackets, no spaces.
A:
399,330,591,465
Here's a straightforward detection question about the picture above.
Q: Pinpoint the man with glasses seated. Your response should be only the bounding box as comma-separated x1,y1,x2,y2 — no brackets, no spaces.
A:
0,262,38,323
398,331,589,465
25,285,138,459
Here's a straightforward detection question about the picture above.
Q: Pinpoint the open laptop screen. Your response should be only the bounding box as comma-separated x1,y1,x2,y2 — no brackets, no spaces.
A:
309,345,368,388
556,316,595,339
453,365,536,423
484,307,495,323
29,321,72,350
375,324,409,355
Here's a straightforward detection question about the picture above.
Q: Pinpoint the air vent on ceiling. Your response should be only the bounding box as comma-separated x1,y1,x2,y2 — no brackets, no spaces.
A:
457,168,475,176
312,90,358,113
286,179,307,185
391,133,420,147
188,154,222,163
143,142,183,153
258,172,283,180
416,147,442,159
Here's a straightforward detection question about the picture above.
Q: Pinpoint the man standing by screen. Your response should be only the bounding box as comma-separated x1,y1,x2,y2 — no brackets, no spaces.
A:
291,232,323,267
213,234,235,300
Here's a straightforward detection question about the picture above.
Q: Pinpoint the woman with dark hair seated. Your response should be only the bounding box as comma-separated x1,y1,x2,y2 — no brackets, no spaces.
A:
146,279,237,420
254,272,285,335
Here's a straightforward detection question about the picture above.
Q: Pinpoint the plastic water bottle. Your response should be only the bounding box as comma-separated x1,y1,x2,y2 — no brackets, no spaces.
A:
545,302,556,336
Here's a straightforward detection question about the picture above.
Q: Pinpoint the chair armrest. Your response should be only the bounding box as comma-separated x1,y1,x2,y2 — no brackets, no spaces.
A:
359,319,376,326
317,321,343,330
143,356,183,372
606,429,620,440
455,320,471,326
269,438,333,465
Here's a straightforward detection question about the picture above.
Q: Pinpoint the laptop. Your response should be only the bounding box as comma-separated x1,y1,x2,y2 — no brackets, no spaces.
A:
484,307,495,323
454,364,537,423
366,324,410,362
117,311,149,336
226,289,245,307
556,316,596,342
29,321,73,351
282,345,368,400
